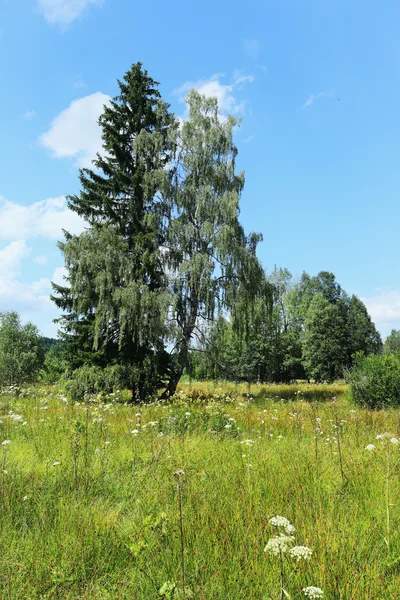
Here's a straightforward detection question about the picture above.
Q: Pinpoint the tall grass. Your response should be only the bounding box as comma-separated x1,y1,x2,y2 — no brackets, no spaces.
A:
0,383,399,599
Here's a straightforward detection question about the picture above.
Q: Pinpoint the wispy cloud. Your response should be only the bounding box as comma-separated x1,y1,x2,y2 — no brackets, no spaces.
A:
73,79,87,89
38,0,102,29
300,90,334,110
40,91,111,167
244,135,255,144
243,38,263,60
23,110,37,120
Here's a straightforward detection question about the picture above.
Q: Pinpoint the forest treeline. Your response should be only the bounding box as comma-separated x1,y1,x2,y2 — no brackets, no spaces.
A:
187,269,382,383
0,63,390,398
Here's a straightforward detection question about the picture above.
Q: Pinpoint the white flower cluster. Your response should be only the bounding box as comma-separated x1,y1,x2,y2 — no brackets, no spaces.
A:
303,586,324,598
365,444,376,451
269,515,295,534
264,533,295,556
376,432,399,443
290,545,313,561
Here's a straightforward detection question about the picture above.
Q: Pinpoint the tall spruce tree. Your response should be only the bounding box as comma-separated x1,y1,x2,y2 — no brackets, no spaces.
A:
52,63,177,401
162,90,267,396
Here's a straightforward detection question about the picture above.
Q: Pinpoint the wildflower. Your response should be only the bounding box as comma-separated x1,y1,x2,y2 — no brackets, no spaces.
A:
185,412,191,416
174,469,185,477
2,440,11,446
390,437,400,445
104,441,111,445
23,495,28,502
376,432,393,440
264,533,295,556
290,545,313,561
303,586,324,599
53,461,61,466
365,444,376,451
269,515,296,534
240,439,255,446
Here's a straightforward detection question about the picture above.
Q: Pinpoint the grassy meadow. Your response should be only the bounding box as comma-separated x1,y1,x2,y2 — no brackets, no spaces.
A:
0,382,399,599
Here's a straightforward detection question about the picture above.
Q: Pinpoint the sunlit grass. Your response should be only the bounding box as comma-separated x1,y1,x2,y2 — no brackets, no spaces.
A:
0,383,399,599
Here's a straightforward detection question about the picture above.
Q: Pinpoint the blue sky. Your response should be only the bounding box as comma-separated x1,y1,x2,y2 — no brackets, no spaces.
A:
1,0,400,337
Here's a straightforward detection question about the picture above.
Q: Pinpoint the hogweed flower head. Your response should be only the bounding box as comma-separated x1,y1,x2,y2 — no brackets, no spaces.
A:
264,533,295,556
390,437,399,445
303,586,324,599
2,440,11,447
290,545,313,561
365,444,376,451
376,432,393,440
269,515,296,534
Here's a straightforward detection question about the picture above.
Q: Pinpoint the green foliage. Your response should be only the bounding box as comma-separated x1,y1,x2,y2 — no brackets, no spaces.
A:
192,269,380,384
0,311,43,386
65,364,131,401
163,90,267,396
384,329,400,354
302,293,348,381
52,63,176,401
40,343,69,383
347,352,400,409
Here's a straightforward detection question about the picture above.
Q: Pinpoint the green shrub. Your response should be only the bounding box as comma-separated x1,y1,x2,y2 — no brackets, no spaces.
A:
347,352,400,409
65,364,128,401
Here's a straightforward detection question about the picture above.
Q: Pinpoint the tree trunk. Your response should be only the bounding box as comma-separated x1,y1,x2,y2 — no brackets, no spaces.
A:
160,366,184,399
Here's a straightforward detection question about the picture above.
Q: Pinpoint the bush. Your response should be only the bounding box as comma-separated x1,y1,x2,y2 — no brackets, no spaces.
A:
347,353,400,409
65,364,128,401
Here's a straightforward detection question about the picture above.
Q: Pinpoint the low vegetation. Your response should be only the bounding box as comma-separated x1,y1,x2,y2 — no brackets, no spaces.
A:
1,383,399,598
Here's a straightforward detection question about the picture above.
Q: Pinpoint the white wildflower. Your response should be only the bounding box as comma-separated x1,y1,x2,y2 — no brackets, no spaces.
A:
390,437,400,445
365,444,376,451
2,440,11,446
269,515,296,534
290,545,313,561
131,429,139,434
264,533,294,556
376,432,393,440
53,461,61,466
303,586,324,599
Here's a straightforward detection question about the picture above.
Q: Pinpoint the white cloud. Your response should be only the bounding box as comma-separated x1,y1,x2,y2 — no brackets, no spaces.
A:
174,70,254,117
38,0,102,29
23,110,37,120
244,135,255,144
300,90,334,110
40,92,111,167
0,241,51,316
0,241,31,278
243,39,263,60
0,196,86,241
362,291,400,337
52,266,67,286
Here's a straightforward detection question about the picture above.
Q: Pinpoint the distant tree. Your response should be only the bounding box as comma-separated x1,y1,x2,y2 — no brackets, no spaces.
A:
346,295,382,360
52,63,177,401
0,312,43,386
163,90,267,396
384,329,400,355
301,294,348,381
